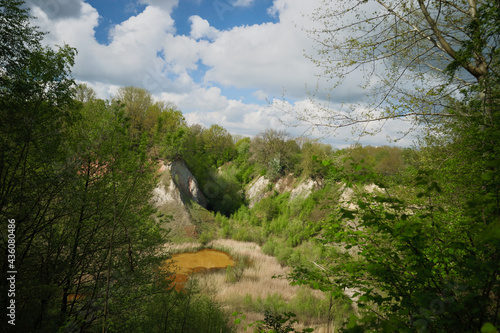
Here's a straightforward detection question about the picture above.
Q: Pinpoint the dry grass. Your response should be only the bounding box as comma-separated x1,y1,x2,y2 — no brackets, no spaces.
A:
182,239,334,332
203,239,301,301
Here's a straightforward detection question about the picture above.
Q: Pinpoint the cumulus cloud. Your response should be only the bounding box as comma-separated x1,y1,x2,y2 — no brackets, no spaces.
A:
189,16,220,40
31,2,193,94
138,0,179,12
232,0,256,7
26,0,415,147
26,0,83,20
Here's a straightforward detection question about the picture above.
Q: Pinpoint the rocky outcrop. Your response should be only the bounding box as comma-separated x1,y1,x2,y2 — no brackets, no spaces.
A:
290,178,321,200
246,174,323,208
168,159,207,208
246,176,271,208
150,159,207,238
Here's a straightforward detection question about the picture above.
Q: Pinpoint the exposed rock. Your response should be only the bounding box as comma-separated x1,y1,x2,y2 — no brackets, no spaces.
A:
150,159,207,238
150,178,182,207
364,183,382,194
246,174,324,207
339,186,356,210
246,176,270,208
339,183,382,210
274,174,295,193
290,178,322,200
168,159,207,208
336,183,384,257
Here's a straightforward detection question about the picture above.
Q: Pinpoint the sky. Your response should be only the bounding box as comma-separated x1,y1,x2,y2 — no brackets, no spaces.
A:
25,0,418,148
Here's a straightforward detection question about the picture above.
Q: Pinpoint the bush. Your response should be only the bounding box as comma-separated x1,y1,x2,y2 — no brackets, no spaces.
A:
226,261,245,283
110,281,235,333
261,238,278,256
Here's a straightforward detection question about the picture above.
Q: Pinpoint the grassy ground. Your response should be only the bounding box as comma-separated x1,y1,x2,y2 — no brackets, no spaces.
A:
167,239,353,332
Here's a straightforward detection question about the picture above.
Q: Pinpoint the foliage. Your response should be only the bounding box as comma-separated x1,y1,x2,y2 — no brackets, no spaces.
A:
249,129,301,179
203,124,237,167
0,4,217,331
226,258,246,283
204,166,246,216
256,310,314,333
234,310,314,333
288,95,500,332
299,140,333,179
109,280,235,333
289,0,499,137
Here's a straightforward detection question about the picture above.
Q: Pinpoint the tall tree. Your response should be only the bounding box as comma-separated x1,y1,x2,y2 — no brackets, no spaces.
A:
286,1,500,331
0,0,77,327
250,129,300,178
202,124,236,167
292,0,499,136
114,86,153,141
0,2,169,331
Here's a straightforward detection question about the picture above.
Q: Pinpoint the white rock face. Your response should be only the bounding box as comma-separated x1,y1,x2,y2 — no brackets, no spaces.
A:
339,186,356,210
246,176,270,208
150,159,206,238
246,174,323,207
150,179,182,208
364,183,382,193
290,178,318,200
168,159,207,208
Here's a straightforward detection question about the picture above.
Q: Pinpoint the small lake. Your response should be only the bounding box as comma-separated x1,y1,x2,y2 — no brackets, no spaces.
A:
163,249,235,291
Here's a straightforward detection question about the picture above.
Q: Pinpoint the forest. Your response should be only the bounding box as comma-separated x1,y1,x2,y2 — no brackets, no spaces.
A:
1,0,499,332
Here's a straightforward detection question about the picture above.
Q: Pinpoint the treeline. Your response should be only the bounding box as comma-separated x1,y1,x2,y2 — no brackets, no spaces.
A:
102,85,421,216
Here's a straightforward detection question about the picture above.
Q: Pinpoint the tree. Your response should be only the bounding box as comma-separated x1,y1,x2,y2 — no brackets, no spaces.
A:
74,83,97,103
0,3,170,331
0,0,43,87
299,139,333,179
292,0,499,136
114,86,153,140
1,0,78,328
250,129,300,178
288,90,500,332
203,124,236,167
285,3,500,329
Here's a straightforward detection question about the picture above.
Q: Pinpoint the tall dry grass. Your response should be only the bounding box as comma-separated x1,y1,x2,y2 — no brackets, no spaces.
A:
182,239,336,333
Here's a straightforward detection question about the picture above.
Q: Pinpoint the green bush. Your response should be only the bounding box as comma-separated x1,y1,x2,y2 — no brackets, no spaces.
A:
226,260,246,283
109,281,235,333
261,238,278,256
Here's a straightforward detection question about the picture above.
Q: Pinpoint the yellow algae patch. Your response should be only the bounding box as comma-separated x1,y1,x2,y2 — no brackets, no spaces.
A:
163,249,235,291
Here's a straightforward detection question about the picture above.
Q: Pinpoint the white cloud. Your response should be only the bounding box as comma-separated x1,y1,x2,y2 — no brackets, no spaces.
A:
27,0,418,147
138,0,179,13
232,0,256,7
189,16,220,40
252,90,268,100
200,21,316,99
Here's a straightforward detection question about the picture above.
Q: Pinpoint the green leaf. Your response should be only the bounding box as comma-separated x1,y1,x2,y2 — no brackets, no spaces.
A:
481,323,498,333
481,172,494,181
359,295,370,302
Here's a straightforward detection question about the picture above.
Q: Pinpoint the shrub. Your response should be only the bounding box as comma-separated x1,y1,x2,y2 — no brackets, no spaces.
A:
226,263,245,283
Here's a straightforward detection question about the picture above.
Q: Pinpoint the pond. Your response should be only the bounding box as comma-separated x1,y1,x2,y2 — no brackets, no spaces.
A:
163,249,235,291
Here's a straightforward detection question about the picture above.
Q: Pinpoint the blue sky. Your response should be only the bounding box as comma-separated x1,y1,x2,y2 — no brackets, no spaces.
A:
26,0,416,147
86,0,279,44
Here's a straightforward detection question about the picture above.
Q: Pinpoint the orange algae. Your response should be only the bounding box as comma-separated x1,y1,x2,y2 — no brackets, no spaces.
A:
163,249,235,291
